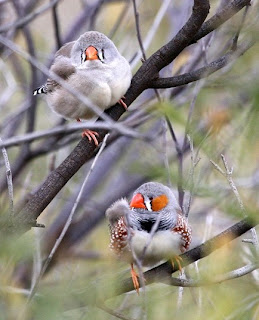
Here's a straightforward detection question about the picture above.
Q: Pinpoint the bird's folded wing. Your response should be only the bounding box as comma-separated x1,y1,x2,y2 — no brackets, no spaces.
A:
46,43,77,93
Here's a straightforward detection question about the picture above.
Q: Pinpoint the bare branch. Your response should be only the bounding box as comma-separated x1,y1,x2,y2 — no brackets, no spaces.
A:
151,41,255,89
211,154,259,249
51,0,62,49
165,263,259,287
132,0,146,62
232,4,249,50
185,135,201,217
0,121,144,149
130,0,172,69
210,154,245,213
0,137,14,217
192,0,252,43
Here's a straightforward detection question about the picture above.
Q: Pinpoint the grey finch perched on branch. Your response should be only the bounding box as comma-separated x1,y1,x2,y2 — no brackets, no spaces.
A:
106,182,192,293
34,31,132,145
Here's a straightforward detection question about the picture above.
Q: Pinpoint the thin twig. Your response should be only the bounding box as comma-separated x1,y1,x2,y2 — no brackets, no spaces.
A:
162,119,172,187
210,154,245,213
132,0,146,61
25,134,109,305
210,154,259,249
164,262,259,287
130,0,172,69
0,286,40,297
165,117,184,209
97,303,137,320
183,82,201,151
232,4,249,50
185,135,201,217
151,40,255,89
51,0,62,49
165,116,182,155
0,137,14,217
0,121,144,149
132,0,161,103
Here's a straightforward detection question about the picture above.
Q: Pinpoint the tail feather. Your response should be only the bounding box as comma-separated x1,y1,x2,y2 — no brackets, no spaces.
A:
33,85,47,96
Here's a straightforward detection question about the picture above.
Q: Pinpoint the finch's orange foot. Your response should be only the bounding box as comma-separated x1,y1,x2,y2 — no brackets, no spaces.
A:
76,118,99,146
118,96,127,110
131,264,140,294
171,255,183,274
82,129,99,146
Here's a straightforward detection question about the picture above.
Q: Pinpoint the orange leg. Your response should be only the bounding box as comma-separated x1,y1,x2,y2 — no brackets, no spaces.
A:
171,255,183,274
77,118,99,146
118,96,127,110
130,263,139,294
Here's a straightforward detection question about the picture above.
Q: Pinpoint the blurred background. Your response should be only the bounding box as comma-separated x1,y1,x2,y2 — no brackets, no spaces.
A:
0,0,259,319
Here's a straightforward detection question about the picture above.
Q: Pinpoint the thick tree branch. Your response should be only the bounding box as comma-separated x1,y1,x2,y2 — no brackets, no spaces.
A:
130,0,210,95
150,40,254,88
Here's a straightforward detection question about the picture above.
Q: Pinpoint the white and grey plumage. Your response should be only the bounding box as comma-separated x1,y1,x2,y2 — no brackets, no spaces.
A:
106,182,192,292
34,31,131,144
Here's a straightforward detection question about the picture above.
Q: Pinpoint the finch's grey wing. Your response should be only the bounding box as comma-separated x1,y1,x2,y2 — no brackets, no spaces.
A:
33,42,76,95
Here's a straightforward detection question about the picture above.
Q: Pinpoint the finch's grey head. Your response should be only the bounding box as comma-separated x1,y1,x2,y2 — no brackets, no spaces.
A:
71,31,119,66
130,182,180,214
129,182,180,231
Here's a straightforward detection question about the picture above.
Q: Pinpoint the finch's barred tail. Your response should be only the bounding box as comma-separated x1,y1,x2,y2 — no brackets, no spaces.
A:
33,85,47,96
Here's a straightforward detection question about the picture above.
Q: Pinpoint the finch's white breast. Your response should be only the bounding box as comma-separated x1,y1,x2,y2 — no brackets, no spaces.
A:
131,229,182,266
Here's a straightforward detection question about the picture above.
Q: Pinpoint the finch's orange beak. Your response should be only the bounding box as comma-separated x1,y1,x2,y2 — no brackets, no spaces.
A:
130,193,146,209
85,46,99,60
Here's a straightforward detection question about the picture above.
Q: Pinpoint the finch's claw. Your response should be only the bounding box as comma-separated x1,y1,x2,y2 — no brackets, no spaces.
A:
82,129,99,146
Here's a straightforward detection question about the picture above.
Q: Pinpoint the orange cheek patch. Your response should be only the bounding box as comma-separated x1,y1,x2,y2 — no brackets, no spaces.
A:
152,194,168,211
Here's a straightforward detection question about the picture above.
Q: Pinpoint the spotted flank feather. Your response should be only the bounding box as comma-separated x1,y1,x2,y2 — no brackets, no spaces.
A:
109,217,128,255
33,85,47,96
172,214,192,252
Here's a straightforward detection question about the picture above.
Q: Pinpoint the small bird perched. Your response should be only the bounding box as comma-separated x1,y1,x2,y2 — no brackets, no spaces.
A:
106,182,192,293
34,31,132,146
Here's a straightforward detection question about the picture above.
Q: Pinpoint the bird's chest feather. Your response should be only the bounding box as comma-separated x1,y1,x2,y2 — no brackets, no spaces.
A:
131,230,182,265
